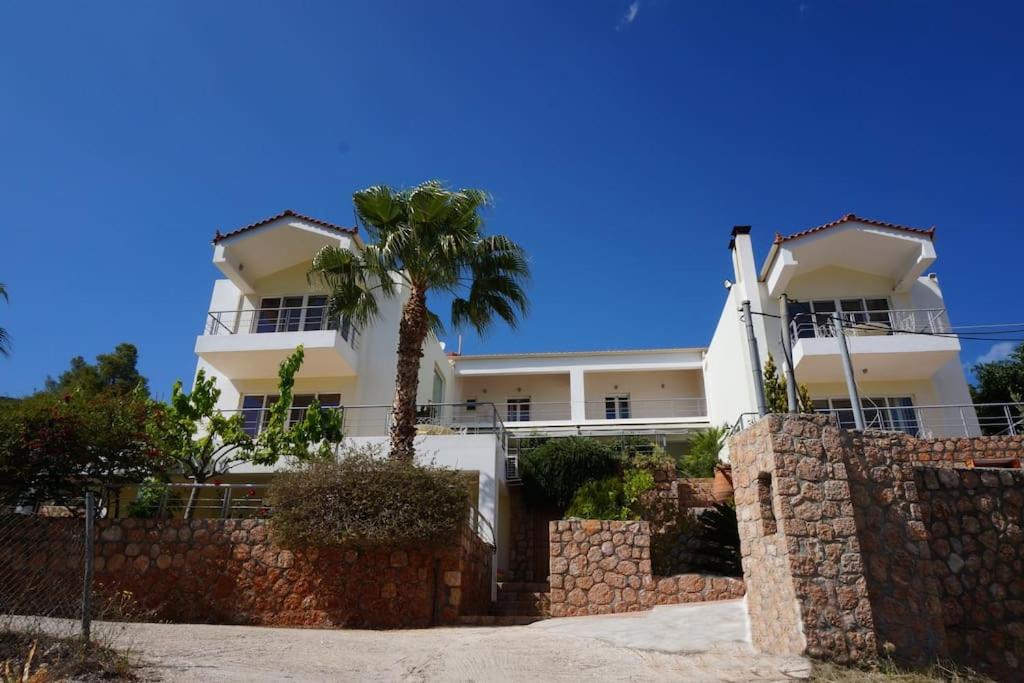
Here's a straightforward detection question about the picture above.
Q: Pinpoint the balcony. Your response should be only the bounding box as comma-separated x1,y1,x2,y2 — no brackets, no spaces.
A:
195,306,360,379
787,307,960,382
496,397,708,430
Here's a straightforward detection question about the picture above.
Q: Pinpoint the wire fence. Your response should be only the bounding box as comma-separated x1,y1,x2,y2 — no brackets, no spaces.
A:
0,493,91,646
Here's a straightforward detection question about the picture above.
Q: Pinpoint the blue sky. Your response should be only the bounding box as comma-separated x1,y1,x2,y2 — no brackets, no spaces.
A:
1,1,1022,398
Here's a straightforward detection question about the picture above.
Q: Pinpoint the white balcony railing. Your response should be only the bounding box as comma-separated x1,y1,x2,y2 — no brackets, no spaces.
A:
584,397,707,420
729,403,1023,440
220,402,507,439
204,307,359,349
790,308,950,344
496,397,707,423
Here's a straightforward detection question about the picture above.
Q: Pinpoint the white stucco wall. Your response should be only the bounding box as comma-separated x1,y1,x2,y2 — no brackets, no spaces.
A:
703,286,758,429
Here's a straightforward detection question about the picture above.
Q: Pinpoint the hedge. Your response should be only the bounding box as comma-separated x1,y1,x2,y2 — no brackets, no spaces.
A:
266,449,470,548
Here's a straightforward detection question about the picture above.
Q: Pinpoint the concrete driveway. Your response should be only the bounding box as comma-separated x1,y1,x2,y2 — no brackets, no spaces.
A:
58,600,811,681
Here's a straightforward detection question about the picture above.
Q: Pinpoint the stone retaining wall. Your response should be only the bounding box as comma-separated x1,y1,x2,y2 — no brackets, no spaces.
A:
0,517,492,629
547,519,744,617
917,466,1024,675
730,414,1024,681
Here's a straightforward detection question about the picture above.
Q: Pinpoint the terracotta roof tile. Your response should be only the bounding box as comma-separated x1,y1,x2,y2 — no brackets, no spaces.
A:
773,213,935,245
213,209,357,244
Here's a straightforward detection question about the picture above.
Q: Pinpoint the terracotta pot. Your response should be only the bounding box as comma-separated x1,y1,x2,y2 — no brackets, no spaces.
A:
712,465,734,502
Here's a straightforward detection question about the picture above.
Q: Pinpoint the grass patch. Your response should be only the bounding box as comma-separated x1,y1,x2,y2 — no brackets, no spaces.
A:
811,659,993,682
0,630,137,682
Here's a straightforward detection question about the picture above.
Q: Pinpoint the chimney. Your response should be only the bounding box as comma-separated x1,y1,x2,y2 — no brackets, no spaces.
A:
729,225,759,299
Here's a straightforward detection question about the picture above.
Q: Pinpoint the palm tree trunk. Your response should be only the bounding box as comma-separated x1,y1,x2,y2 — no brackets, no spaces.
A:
389,286,429,461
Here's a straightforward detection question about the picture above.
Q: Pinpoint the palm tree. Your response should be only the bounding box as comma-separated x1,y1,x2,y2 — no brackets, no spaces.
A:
310,182,530,461
0,282,9,357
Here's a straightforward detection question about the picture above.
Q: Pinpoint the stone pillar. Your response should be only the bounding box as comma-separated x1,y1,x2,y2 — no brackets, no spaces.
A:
731,414,951,667
730,414,879,663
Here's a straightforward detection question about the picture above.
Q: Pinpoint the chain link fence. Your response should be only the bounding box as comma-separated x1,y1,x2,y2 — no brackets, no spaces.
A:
0,492,96,669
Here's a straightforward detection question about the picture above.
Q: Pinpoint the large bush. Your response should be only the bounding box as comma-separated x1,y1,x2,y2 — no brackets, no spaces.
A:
565,469,654,520
266,447,470,548
0,390,169,508
519,436,620,509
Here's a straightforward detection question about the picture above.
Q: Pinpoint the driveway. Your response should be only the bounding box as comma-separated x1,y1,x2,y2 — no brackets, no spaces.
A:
64,600,810,681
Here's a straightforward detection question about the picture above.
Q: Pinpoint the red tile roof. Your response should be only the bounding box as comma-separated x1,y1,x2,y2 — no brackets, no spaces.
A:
213,209,357,244
773,213,935,245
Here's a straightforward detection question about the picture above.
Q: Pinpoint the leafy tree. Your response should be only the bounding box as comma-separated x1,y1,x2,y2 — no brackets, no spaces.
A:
0,282,9,357
763,354,814,413
971,342,1024,434
45,343,149,396
153,346,343,517
519,436,620,509
310,181,530,461
972,342,1024,405
0,389,169,509
677,426,728,478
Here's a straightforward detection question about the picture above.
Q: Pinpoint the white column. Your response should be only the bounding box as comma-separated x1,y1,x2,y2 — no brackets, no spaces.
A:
570,369,586,422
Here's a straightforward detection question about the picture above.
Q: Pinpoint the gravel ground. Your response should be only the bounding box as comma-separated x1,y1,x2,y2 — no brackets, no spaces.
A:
19,604,811,682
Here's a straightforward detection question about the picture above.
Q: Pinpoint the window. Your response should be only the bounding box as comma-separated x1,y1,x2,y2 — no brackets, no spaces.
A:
253,295,339,333
812,396,919,436
240,393,341,435
507,397,531,422
788,297,892,338
604,395,630,419
240,395,278,436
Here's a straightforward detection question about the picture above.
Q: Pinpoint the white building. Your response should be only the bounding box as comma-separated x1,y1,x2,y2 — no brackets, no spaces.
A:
705,215,978,439
191,209,1001,578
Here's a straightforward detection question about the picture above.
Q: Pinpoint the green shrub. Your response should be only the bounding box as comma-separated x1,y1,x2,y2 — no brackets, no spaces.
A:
676,426,727,478
695,502,742,575
520,436,620,509
126,478,176,518
266,446,470,548
565,469,655,521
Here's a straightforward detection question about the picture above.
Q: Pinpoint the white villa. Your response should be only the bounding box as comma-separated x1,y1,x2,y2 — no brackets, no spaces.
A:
192,209,1001,578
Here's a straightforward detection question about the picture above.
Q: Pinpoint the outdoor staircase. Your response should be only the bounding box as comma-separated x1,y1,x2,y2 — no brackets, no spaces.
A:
456,581,550,626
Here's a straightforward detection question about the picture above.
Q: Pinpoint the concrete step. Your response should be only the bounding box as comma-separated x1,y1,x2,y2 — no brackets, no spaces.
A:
456,615,546,627
497,592,550,603
497,581,550,593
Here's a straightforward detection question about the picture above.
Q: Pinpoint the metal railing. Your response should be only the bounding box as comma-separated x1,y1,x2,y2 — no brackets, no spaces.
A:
205,307,360,349
815,402,1023,439
220,401,507,440
584,397,707,420
468,503,496,548
135,483,273,519
498,401,572,422
728,403,1023,440
493,397,708,423
790,308,950,343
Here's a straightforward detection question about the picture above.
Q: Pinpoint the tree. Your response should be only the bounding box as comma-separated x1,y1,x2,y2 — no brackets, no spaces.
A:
519,437,620,510
153,346,343,517
763,354,814,413
971,343,1024,434
45,343,149,396
0,389,169,509
972,342,1024,405
0,282,9,357
310,181,530,461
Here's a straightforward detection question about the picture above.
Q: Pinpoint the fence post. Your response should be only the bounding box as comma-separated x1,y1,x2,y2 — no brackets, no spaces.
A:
1005,405,1016,436
81,491,95,644
220,487,233,519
